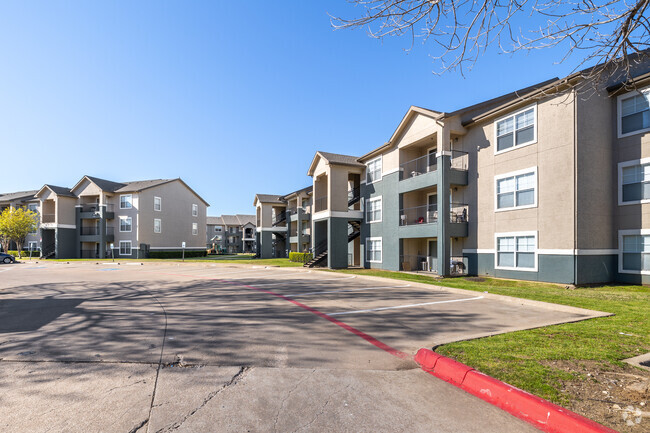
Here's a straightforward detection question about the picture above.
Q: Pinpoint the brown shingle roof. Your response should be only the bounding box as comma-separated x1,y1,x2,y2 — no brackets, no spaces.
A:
0,190,39,203
317,151,364,167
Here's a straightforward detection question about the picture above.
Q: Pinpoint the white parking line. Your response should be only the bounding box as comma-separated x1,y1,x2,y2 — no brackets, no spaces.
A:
285,285,410,297
250,275,357,287
327,296,485,316
0,267,13,273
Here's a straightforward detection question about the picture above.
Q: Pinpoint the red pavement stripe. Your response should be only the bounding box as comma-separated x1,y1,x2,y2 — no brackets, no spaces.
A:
153,271,410,360
414,349,619,433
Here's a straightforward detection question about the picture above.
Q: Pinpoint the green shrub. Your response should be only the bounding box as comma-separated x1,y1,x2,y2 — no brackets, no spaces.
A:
289,252,313,263
7,250,40,257
148,250,208,259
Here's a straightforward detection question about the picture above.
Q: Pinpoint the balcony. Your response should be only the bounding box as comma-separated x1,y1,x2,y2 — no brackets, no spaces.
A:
272,211,287,226
42,214,55,223
314,196,327,213
400,205,437,226
80,203,115,219
398,203,468,238
79,226,114,242
398,150,469,193
400,254,438,273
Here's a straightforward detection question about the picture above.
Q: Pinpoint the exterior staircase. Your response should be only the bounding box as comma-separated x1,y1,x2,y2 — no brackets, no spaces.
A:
304,240,328,268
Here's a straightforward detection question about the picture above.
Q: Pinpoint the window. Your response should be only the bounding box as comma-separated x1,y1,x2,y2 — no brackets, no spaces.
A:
495,233,537,271
119,217,132,232
495,105,536,153
119,241,132,256
215,226,222,232
619,88,650,136
27,204,39,213
154,218,161,233
154,196,161,211
192,222,198,235
366,156,382,184
366,197,382,223
192,204,198,217
366,238,382,263
620,160,650,204
621,232,650,273
28,241,39,251
495,168,537,210
120,194,132,209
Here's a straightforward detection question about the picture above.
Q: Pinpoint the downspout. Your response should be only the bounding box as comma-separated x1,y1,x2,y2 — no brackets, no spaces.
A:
573,87,578,285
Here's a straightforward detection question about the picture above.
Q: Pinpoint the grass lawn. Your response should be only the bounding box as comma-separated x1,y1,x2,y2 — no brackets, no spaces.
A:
331,268,650,406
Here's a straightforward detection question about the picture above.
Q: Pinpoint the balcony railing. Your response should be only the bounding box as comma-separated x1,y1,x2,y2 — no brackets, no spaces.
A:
399,255,438,273
314,196,327,212
80,226,115,236
287,207,297,215
399,205,438,226
80,203,114,213
400,154,437,181
348,186,360,206
451,150,469,171
42,214,55,223
450,203,468,223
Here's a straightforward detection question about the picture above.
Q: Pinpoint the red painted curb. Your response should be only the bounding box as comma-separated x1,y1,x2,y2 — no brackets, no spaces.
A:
415,349,618,433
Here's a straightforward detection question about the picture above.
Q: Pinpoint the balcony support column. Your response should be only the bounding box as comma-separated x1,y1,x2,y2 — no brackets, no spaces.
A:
437,152,452,277
75,206,81,259
99,205,106,259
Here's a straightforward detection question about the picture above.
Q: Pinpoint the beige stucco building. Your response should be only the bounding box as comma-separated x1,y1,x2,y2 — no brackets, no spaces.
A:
32,175,208,259
304,59,650,284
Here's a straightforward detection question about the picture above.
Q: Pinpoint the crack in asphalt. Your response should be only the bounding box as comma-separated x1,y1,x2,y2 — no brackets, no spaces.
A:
127,417,149,433
155,366,251,432
291,383,353,433
273,369,316,433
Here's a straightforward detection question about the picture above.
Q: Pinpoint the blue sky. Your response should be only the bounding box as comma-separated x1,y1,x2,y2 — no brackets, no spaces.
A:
1,1,586,215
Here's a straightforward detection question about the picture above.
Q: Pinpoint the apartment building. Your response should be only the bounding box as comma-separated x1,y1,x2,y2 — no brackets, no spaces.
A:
35,175,208,259
206,214,256,254
0,190,41,252
306,58,650,285
254,186,312,258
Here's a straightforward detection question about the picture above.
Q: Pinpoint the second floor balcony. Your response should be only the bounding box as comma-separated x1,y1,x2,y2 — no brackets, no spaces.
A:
314,196,327,213
399,150,469,189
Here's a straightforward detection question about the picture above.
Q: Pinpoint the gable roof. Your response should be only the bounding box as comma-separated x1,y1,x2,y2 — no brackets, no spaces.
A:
307,151,363,176
115,179,175,193
36,184,76,198
71,176,126,194
281,185,313,200
207,214,256,227
0,190,39,203
207,216,224,225
254,194,285,205
235,214,256,226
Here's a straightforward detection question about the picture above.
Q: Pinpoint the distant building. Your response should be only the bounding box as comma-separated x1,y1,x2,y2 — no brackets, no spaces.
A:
25,175,209,259
206,214,256,254
0,190,41,252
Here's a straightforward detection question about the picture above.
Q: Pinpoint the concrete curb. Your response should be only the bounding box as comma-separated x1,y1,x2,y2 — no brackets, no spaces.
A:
414,348,618,433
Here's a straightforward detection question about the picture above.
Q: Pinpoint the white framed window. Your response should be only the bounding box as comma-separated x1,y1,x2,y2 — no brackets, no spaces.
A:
154,196,162,211
366,156,382,184
618,87,650,137
119,217,132,232
120,194,133,209
27,203,39,213
619,229,650,274
495,167,537,211
619,158,650,205
192,204,198,217
494,104,537,154
366,196,382,223
119,241,132,256
154,218,161,233
495,232,537,272
366,237,382,263
192,222,198,235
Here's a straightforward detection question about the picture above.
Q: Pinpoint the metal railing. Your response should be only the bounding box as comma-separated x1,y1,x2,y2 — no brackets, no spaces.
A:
42,214,55,223
314,196,327,212
399,255,438,273
450,203,469,223
400,154,437,181
80,203,115,213
79,226,114,236
286,207,297,216
81,250,100,259
272,211,287,225
451,150,469,171
450,256,468,276
348,186,360,206
399,205,438,226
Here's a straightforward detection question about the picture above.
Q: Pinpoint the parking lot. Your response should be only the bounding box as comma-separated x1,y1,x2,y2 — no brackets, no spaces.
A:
0,262,607,432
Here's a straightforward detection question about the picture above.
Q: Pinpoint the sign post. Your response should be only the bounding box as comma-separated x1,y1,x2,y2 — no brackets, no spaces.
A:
110,243,115,262
182,242,186,262
29,243,33,261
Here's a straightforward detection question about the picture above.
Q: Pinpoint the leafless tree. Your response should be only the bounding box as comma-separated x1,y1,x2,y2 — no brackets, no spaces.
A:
332,0,650,87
